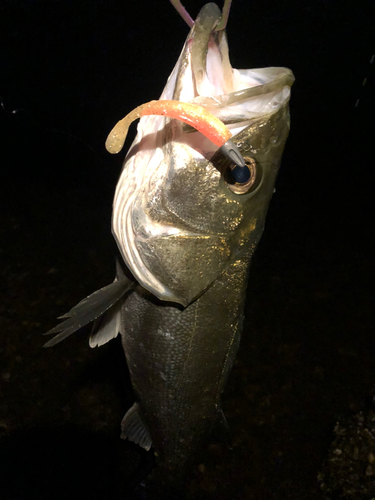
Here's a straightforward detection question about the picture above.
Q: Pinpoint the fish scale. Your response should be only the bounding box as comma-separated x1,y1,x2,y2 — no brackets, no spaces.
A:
44,2,294,494
121,253,250,481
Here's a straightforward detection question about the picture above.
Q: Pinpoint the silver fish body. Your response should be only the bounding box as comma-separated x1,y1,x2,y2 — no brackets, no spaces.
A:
112,2,293,485
121,251,252,477
44,2,294,492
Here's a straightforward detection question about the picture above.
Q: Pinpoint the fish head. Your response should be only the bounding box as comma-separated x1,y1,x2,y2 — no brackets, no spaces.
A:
112,3,294,307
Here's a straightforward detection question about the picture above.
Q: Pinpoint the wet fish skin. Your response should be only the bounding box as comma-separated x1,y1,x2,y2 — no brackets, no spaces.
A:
43,2,293,494
112,4,293,310
121,253,250,477
118,106,290,490
111,4,293,489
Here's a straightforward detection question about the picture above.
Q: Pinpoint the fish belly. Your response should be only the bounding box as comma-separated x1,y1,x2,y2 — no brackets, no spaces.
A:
120,254,250,477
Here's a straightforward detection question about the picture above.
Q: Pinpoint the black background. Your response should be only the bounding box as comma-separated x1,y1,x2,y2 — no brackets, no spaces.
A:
0,1,374,499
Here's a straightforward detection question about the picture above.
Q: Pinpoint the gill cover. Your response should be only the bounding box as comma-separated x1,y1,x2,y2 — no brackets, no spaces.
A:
112,3,294,307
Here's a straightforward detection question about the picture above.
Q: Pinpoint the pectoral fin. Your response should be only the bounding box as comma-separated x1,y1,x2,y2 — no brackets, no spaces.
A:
121,403,152,452
89,298,123,348
43,270,133,348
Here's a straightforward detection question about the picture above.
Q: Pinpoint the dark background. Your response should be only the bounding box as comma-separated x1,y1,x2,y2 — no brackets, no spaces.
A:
0,1,374,499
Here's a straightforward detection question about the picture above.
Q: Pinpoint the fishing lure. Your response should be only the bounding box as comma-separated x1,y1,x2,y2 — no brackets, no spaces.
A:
106,99,250,183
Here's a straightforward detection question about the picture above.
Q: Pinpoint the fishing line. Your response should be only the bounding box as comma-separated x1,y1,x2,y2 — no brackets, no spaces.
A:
169,0,232,31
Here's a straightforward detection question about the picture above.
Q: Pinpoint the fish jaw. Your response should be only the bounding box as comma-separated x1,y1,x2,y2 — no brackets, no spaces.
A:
112,4,294,306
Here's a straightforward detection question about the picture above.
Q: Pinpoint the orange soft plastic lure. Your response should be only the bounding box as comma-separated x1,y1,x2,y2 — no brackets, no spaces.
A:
105,99,232,154
105,98,250,183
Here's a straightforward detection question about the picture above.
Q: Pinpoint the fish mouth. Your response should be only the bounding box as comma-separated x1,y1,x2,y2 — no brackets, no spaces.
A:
170,3,294,124
172,3,234,101
112,3,294,306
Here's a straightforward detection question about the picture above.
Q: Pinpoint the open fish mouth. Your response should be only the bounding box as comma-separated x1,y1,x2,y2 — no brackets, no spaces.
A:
111,3,294,306
170,3,294,132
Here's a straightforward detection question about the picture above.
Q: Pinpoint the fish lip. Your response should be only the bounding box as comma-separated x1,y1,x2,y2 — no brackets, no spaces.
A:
189,67,295,111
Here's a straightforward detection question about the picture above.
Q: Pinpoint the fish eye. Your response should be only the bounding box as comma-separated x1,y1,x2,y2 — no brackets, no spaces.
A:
225,156,261,195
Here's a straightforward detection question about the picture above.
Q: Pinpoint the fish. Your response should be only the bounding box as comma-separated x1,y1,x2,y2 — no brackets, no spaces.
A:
44,1,294,494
